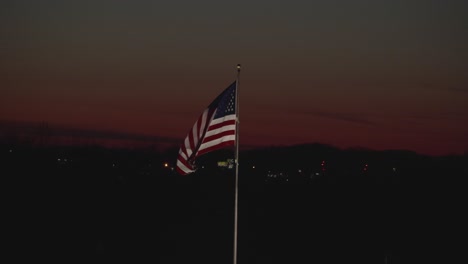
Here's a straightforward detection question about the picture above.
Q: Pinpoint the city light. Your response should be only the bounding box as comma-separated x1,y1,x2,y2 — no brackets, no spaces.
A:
363,164,368,172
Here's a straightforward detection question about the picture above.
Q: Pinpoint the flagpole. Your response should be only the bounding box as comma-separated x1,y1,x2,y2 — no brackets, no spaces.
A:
233,64,241,264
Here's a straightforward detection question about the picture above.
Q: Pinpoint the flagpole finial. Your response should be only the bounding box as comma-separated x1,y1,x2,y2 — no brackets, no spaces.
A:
237,64,241,72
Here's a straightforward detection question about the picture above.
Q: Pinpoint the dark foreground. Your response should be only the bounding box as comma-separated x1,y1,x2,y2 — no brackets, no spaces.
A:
5,144,466,263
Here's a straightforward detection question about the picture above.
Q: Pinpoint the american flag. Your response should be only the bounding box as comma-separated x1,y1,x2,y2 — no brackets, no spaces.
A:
176,82,237,175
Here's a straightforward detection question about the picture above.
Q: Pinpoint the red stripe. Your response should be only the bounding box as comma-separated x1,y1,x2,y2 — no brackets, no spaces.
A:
202,130,235,144
195,115,202,144
207,108,216,120
188,109,215,157
177,156,192,169
208,119,236,131
188,128,195,155
179,146,187,160
176,166,188,175
197,140,235,157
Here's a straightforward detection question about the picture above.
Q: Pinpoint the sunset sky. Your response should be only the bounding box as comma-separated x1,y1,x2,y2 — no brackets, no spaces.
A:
1,0,467,156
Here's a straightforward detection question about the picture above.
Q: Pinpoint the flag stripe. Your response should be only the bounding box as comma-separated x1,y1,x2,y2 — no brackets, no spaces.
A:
184,136,192,158
197,138,236,157
199,134,236,151
209,114,236,125
206,122,236,137
208,119,236,131
202,129,235,145
176,161,192,175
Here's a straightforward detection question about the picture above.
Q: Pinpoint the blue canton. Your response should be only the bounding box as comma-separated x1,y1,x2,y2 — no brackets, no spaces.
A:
213,82,236,119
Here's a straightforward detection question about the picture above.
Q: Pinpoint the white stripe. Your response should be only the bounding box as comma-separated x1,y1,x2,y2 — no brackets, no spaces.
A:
190,109,210,153
178,149,188,161
184,136,192,157
198,134,236,152
191,128,197,149
176,159,194,174
192,119,198,147
209,114,236,125
205,124,236,138
198,109,209,140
